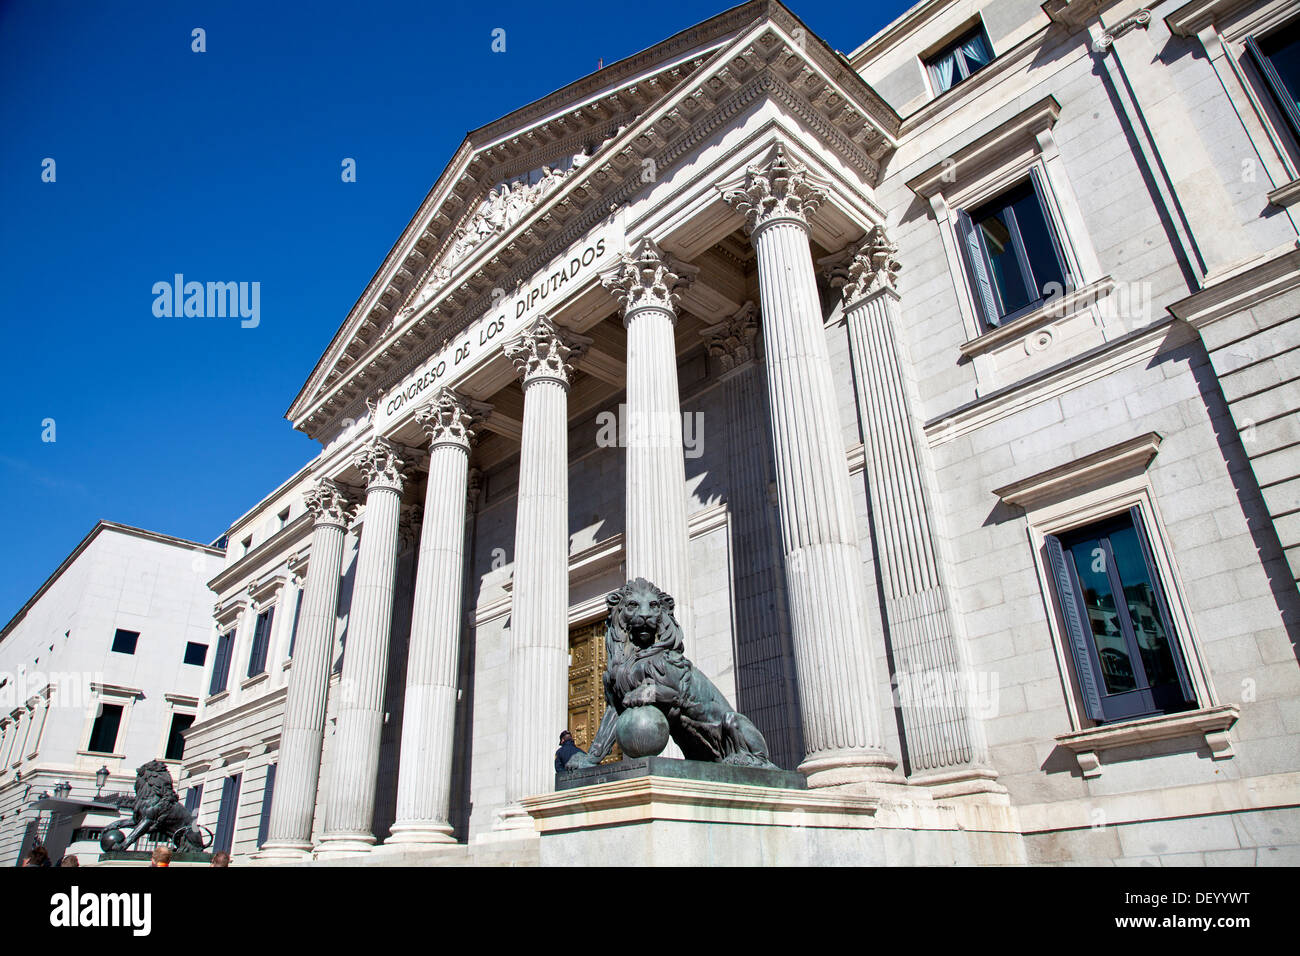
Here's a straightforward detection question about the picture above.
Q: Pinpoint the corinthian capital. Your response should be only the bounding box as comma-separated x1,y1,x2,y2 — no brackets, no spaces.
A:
304,478,354,529
354,437,407,493
502,314,591,389
415,388,492,452
700,301,760,374
600,237,699,322
828,225,902,306
721,144,829,236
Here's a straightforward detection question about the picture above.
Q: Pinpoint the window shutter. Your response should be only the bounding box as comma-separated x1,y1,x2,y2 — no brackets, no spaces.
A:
1027,166,1072,285
257,764,277,849
1045,534,1105,721
1127,506,1196,704
184,783,203,815
209,632,232,695
213,773,241,856
1247,35,1300,143
956,209,1000,327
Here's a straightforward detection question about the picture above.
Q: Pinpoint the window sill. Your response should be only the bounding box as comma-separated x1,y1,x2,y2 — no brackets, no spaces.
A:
205,690,231,706
77,750,125,760
958,276,1115,360
241,673,269,692
1267,177,1300,208
1055,703,1239,778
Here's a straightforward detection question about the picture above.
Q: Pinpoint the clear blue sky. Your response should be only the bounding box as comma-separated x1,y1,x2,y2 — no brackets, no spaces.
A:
0,0,911,622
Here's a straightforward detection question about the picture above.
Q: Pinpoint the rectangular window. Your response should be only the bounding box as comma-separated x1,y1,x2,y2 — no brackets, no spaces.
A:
1247,21,1300,142
164,713,194,761
111,629,139,655
277,507,290,530
957,171,1069,330
247,608,274,678
209,631,235,696
213,773,242,856
924,24,994,94
87,703,124,754
184,641,208,666
257,763,277,849
1045,507,1197,724
184,783,203,815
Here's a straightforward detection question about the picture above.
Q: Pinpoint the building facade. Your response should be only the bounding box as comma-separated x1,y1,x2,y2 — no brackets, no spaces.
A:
181,0,1300,865
0,522,223,865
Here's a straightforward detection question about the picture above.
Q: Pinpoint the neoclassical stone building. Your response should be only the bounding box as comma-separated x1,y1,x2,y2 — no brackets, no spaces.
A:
182,0,1300,865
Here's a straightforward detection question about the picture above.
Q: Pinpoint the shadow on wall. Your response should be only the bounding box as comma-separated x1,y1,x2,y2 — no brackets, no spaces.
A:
1185,341,1300,662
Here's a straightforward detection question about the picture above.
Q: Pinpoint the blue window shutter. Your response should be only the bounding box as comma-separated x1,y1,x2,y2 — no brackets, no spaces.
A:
184,783,203,815
1127,506,1196,704
213,773,241,856
1045,534,1105,721
209,632,232,695
257,764,277,848
956,208,1000,327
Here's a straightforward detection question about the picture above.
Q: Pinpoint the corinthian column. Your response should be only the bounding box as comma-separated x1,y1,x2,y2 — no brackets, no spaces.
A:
601,237,698,637
386,389,491,847
722,145,901,789
259,478,352,859
827,227,1000,799
497,315,588,828
316,438,406,856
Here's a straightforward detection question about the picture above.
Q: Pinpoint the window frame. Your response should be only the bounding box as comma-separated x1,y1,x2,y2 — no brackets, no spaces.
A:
246,607,275,679
163,711,195,762
183,641,208,667
1045,508,1198,724
86,702,125,755
209,630,236,697
1246,22,1300,146
923,22,996,96
956,169,1073,331
110,628,139,655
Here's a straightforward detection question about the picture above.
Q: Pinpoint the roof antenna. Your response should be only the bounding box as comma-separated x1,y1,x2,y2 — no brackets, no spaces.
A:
597,57,603,70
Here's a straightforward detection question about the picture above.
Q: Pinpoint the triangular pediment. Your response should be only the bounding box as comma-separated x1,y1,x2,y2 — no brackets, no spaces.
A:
288,0,900,440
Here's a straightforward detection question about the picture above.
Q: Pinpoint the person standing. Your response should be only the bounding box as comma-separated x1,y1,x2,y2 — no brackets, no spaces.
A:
555,729,586,772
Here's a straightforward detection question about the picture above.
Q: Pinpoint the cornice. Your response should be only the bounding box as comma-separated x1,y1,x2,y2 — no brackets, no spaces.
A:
906,95,1061,197
290,8,900,441
992,432,1162,508
1163,0,1256,35
1168,244,1300,329
207,513,314,596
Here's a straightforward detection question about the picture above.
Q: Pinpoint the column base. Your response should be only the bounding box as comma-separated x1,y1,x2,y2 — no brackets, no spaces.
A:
798,748,905,789
909,766,1010,806
381,821,458,846
253,840,314,862
312,833,376,859
482,802,539,840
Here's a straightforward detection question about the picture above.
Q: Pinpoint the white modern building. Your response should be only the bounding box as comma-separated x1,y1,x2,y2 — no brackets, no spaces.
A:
0,522,224,865
174,0,1300,865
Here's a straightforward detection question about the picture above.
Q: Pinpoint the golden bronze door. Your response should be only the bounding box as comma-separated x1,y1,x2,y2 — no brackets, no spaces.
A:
568,620,619,763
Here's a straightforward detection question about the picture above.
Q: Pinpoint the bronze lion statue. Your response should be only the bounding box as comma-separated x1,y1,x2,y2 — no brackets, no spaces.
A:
567,578,776,770
100,760,208,854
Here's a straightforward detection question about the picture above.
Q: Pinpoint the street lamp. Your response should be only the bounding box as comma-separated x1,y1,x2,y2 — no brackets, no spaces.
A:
95,765,109,797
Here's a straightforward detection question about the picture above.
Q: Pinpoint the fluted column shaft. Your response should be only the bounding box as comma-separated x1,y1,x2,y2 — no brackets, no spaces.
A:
500,317,586,818
601,237,698,636
725,146,899,788
260,480,350,857
831,229,997,793
623,304,694,635
317,440,405,854
387,390,487,845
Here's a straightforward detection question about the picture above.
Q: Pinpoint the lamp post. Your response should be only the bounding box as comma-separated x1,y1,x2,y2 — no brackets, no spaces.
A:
95,765,109,798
